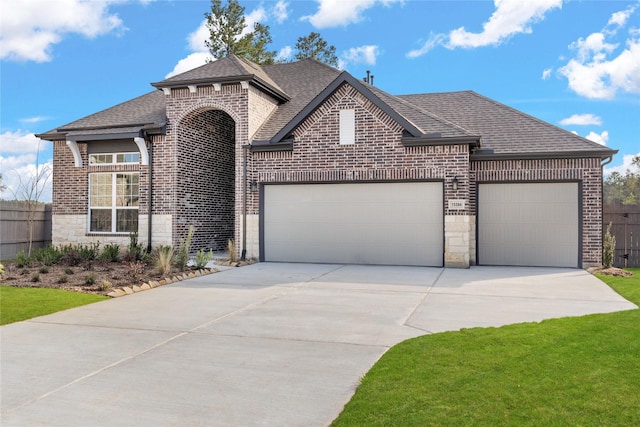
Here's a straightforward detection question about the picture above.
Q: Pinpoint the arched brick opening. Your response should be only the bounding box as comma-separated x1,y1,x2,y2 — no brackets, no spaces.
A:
176,108,236,251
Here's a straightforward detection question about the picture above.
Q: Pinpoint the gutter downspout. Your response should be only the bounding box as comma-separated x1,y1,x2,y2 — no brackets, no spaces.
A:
241,145,249,260
146,137,153,253
600,155,614,267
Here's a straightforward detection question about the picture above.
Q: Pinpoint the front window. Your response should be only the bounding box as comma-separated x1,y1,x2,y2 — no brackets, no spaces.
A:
89,173,139,233
89,152,140,165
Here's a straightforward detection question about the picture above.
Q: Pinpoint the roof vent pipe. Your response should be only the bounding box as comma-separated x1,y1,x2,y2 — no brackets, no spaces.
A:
363,70,374,85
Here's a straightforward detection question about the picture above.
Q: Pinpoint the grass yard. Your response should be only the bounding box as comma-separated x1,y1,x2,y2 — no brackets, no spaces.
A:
332,268,640,427
0,286,108,325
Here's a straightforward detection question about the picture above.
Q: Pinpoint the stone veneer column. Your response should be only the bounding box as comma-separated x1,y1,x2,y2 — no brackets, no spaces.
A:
444,215,471,268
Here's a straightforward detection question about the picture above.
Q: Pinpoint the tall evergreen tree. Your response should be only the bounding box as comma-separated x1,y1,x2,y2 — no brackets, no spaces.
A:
294,32,339,67
204,0,276,64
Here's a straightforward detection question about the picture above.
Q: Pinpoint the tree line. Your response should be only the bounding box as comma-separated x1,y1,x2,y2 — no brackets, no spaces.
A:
205,0,338,66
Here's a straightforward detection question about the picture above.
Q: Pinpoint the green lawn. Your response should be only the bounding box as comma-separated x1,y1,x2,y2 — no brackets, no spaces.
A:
332,268,640,426
0,286,108,325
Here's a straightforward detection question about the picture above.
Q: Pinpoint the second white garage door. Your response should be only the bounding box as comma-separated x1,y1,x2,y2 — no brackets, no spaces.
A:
478,182,579,267
263,182,443,266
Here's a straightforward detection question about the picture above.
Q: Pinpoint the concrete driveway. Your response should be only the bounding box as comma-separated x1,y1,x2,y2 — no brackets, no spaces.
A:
1,263,636,426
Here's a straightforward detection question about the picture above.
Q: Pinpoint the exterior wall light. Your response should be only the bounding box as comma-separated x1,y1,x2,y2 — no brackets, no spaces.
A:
250,181,258,192
452,176,459,191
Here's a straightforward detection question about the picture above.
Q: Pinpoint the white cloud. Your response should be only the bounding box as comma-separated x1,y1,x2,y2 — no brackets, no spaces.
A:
407,0,562,57
165,52,212,78
542,68,552,80
273,1,289,24
585,130,609,145
0,131,52,202
0,0,128,62
559,113,602,126
19,116,51,124
187,20,210,53
277,46,293,62
559,6,640,99
604,151,640,176
302,0,401,29
342,45,379,66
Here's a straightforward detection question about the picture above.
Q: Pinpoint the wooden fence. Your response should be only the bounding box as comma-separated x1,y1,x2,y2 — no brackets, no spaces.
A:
603,203,640,268
0,201,52,261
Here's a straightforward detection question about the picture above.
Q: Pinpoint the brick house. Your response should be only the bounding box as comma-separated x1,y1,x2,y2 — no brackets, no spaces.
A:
37,55,616,268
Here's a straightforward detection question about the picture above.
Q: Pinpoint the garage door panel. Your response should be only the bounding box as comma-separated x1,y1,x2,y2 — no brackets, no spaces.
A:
264,182,443,266
479,183,578,268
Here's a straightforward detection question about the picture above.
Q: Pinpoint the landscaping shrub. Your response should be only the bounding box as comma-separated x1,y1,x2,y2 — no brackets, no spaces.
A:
59,244,83,267
124,233,144,262
78,243,100,261
57,274,68,284
84,272,96,285
32,245,62,266
100,243,120,262
227,239,238,263
15,250,30,268
194,248,214,269
603,222,616,268
30,273,40,283
154,245,174,276
175,226,194,271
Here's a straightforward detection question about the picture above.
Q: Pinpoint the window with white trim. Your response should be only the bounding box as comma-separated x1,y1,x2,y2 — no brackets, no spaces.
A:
89,152,140,165
89,173,139,233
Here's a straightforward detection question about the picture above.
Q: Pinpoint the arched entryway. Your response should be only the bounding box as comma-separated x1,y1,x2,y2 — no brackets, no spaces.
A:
176,108,236,251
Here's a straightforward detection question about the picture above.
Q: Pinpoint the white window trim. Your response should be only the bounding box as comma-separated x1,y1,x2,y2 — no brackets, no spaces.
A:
88,152,140,166
88,172,139,234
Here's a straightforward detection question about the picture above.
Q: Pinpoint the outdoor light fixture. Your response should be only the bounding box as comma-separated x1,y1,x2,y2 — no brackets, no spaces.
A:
250,181,258,192
452,176,459,191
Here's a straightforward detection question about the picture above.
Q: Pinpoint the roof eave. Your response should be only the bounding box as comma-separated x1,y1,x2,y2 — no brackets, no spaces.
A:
250,139,293,152
151,75,290,102
402,135,481,148
35,123,166,141
470,149,618,161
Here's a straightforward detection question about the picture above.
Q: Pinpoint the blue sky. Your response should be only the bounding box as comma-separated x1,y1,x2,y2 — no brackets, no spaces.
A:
1,0,639,202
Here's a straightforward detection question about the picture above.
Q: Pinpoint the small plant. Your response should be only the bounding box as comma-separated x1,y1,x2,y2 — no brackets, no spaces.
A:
85,272,97,285
59,244,82,266
603,222,616,268
194,248,214,269
20,268,30,276
78,242,100,261
38,266,49,274
15,250,30,268
123,233,144,262
57,274,68,284
64,267,75,275
98,280,112,291
127,261,146,282
32,245,62,266
100,243,120,262
0,262,4,277
175,226,194,271
227,239,238,263
154,245,174,276
30,273,40,283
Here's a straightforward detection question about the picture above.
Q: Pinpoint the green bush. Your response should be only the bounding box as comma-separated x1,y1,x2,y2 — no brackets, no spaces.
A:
30,273,40,283
100,243,120,262
32,245,63,266
194,248,214,269
175,226,194,271
15,250,30,268
603,222,616,268
84,272,96,285
57,274,68,284
124,233,144,262
78,243,100,261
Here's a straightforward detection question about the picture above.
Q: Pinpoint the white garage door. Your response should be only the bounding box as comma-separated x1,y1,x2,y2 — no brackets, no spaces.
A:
263,182,443,266
478,182,579,267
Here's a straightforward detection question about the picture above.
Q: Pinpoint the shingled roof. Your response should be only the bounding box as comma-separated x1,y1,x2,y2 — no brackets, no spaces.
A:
398,91,615,158
37,56,616,159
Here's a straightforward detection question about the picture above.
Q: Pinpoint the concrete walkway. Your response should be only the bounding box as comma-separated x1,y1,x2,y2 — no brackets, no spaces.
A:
1,264,636,426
